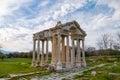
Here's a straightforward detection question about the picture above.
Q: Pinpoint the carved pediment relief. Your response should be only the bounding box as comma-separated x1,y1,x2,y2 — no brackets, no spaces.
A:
70,26,76,31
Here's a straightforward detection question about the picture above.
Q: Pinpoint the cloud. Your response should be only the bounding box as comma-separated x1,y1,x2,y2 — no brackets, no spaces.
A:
83,0,120,47
39,0,50,7
97,0,120,20
0,0,32,21
0,0,119,51
52,0,88,19
0,26,33,51
78,0,120,31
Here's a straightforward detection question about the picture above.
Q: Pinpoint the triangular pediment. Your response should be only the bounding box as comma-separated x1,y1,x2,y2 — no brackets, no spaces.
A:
33,20,86,40
61,21,86,36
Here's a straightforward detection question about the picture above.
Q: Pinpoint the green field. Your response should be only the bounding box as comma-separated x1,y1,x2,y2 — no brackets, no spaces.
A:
0,58,47,78
74,57,120,80
0,57,120,80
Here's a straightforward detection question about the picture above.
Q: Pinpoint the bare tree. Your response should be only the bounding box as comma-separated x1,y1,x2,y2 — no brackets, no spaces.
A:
96,33,114,55
109,35,114,49
96,33,114,50
114,32,120,50
116,32,120,45
102,34,109,49
96,38,103,50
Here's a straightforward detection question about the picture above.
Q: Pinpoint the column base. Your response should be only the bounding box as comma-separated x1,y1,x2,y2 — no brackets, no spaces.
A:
62,63,66,68
44,61,49,67
47,63,57,72
31,61,36,67
50,61,56,68
82,60,87,68
76,62,81,68
50,63,56,69
36,61,40,67
40,61,45,67
66,62,71,69
56,61,62,71
40,64,44,67
70,62,74,68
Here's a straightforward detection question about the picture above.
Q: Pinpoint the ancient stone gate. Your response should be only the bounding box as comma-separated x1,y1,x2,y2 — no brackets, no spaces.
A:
31,21,87,71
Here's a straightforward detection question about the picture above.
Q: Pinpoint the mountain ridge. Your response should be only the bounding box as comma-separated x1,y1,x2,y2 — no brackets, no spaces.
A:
0,49,11,54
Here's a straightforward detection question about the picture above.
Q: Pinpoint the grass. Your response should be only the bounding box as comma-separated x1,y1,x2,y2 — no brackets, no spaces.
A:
10,71,51,80
0,58,47,78
86,60,107,67
74,58,120,80
0,56,120,80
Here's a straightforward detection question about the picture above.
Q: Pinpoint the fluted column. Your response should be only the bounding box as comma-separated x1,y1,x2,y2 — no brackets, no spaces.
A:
62,36,65,67
71,39,75,67
46,40,48,65
76,39,81,67
41,40,44,66
51,36,56,67
31,39,36,67
36,39,40,66
51,37,54,65
56,34,62,70
66,36,70,69
82,39,86,67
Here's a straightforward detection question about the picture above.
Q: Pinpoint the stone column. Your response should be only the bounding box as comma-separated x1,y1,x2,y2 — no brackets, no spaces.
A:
56,34,62,71
51,37,54,65
76,39,81,67
66,36,71,69
82,39,86,67
62,36,65,67
36,39,40,66
41,40,44,66
46,39,48,65
71,39,75,67
31,39,36,67
51,35,56,67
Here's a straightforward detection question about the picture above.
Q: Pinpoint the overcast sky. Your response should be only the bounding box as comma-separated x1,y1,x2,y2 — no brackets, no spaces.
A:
0,0,120,52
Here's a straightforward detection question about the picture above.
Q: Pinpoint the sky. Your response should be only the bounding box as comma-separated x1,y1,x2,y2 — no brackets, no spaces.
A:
0,0,120,52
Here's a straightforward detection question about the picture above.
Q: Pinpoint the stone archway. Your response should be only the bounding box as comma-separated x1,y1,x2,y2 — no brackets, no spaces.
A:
31,21,87,71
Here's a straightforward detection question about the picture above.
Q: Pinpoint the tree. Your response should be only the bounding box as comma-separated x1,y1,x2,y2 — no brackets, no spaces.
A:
102,34,110,49
96,33,114,50
117,32,120,44
96,38,103,50
86,47,96,56
0,53,6,60
113,32,120,50
96,33,114,55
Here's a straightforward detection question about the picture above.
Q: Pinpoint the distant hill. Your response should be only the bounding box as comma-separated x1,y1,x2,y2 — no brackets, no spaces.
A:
0,49,11,54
